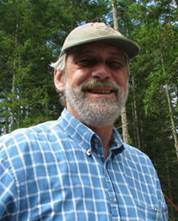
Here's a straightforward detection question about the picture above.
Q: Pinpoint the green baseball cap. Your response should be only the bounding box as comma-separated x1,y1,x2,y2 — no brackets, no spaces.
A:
60,22,140,59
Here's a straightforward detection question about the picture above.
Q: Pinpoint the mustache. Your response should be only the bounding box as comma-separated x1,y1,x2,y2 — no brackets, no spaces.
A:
81,79,119,92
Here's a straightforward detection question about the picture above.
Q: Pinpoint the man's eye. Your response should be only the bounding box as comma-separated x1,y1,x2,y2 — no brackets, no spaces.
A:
77,58,98,67
106,61,124,70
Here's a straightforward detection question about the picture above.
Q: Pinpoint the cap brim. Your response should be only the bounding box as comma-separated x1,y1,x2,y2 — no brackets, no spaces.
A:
62,36,140,59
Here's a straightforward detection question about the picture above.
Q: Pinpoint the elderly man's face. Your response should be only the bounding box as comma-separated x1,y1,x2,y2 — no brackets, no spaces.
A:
55,42,129,127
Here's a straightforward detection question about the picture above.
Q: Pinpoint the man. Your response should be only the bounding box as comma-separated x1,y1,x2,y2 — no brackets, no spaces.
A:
0,22,167,220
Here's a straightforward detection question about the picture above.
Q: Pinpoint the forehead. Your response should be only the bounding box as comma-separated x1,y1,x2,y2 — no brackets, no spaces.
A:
67,42,127,58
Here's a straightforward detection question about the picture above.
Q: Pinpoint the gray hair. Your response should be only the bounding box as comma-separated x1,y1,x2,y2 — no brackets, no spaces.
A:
50,53,66,71
50,53,67,106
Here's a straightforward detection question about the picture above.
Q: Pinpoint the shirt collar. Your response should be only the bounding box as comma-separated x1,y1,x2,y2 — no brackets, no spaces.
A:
58,108,124,156
110,128,125,156
58,109,95,150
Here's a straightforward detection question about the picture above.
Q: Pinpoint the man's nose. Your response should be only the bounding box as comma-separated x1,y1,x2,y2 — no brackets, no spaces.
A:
91,62,111,80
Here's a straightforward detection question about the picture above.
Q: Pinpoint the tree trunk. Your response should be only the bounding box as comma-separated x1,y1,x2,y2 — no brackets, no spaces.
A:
121,107,130,143
111,0,130,143
10,23,19,132
160,53,178,160
131,74,141,147
165,84,178,159
111,0,119,30
165,154,176,220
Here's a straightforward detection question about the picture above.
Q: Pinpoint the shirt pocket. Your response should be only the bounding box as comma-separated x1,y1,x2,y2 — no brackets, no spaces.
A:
137,203,167,221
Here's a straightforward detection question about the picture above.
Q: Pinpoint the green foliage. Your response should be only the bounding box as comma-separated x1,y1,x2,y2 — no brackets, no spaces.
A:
0,0,108,132
0,0,178,219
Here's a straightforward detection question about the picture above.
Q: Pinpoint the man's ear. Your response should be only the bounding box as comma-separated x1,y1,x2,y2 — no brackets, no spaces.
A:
54,69,64,92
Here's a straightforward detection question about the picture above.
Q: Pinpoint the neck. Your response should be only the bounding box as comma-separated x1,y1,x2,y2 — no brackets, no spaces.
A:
66,107,114,158
90,125,113,158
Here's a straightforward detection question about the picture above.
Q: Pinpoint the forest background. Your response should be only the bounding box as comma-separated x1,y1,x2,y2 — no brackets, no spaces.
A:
0,0,178,220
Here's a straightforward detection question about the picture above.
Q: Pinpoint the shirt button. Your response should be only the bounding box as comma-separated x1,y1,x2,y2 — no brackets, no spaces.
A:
86,148,92,156
113,198,117,203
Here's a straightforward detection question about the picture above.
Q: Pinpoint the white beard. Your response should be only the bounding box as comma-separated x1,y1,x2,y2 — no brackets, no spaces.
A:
64,80,129,127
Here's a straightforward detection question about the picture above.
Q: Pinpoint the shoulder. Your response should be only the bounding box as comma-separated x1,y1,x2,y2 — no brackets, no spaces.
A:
0,120,64,160
122,143,156,174
123,143,152,162
0,120,66,186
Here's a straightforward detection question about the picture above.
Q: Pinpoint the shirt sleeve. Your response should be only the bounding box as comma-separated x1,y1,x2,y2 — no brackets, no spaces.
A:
0,152,18,219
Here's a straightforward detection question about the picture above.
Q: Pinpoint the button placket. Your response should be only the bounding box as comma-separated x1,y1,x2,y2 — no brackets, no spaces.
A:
104,159,120,219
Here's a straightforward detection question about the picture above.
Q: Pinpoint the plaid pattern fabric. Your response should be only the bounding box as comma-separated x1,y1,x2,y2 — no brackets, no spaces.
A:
0,109,168,221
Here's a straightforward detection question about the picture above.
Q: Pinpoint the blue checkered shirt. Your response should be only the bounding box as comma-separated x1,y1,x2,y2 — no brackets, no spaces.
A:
0,109,168,220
